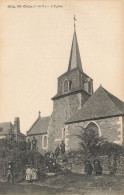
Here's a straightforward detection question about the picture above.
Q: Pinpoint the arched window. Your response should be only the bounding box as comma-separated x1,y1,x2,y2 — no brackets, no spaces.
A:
86,122,101,136
43,135,48,148
69,80,72,90
64,80,68,93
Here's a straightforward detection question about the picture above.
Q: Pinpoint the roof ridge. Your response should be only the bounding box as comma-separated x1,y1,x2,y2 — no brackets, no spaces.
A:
102,87,124,113
27,115,50,134
27,116,41,134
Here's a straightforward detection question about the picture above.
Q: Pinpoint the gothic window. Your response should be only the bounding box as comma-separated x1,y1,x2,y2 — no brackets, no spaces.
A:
64,80,68,93
43,135,48,148
69,80,72,90
88,82,91,94
86,122,101,136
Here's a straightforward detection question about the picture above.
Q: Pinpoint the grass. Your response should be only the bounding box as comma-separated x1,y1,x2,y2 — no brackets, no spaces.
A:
0,173,124,195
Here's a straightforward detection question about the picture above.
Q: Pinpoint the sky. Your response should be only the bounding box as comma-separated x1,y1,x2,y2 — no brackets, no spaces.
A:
0,0,124,134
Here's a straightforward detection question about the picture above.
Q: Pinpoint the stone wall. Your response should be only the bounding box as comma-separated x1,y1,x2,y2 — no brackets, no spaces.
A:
48,92,90,152
66,116,123,151
60,155,124,175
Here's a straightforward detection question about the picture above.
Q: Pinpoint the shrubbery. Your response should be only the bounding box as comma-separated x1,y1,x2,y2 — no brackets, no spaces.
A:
0,138,45,182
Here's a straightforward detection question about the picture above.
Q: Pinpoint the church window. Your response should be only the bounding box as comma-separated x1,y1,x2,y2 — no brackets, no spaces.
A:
88,82,91,94
69,80,72,90
43,135,48,148
86,122,101,137
64,80,68,93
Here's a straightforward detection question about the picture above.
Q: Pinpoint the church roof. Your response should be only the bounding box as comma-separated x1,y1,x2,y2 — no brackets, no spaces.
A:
0,122,14,136
65,86,124,124
27,116,50,135
68,31,83,73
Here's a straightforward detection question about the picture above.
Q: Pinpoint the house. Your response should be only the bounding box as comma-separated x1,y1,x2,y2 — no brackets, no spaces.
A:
27,112,50,153
0,117,26,142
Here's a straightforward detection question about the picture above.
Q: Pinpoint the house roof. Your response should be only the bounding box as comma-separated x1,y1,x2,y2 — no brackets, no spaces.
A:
27,116,50,135
0,122,14,136
65,86,124,124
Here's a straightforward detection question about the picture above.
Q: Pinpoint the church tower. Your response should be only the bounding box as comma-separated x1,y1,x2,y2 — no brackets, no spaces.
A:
48,19,93,151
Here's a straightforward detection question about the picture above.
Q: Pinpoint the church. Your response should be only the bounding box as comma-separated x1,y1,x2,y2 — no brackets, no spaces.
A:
27,23,124,154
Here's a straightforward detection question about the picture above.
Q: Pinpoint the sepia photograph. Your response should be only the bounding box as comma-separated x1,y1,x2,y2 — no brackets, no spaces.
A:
0,0,124,194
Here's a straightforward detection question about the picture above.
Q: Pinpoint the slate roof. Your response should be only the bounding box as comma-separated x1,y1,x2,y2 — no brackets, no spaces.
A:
68,31,83,72
27,116,50,135
65,86,124,124
52,86,91,100
0,122,14,136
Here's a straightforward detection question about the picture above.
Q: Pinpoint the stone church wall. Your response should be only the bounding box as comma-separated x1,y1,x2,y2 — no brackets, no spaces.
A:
66,116,123,151
48,92,90,152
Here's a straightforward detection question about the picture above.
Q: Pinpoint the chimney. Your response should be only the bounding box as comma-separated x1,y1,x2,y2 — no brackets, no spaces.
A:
14,117,20,134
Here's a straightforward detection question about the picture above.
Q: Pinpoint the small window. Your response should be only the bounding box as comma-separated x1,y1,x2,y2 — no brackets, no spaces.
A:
43,136,47,148
64,80,68,93
69,80,72,90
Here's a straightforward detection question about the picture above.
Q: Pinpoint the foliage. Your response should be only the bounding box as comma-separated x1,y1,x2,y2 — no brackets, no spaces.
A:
76,126,124,160
0,138,45,182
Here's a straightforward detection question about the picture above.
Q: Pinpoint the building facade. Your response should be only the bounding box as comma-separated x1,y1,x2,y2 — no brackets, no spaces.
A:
27,26,124,154
0,117,26,142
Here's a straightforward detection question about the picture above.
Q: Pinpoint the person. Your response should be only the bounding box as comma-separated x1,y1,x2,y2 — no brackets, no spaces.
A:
93,158,102,175
84,160,93,175
32,137,37,151
60,140,65,154
48,153,54,173
32,168,38,182
7,161,14,183
55,145,60,158
110,158,117,175
26,139,31,150
26,165,32,183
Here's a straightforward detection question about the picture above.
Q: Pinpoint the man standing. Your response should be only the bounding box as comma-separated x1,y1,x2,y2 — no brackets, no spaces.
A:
26,139,31,150
60,140,65,154
55,145,60,158
32,137,37,151
93,158,102,175
7,161,14,183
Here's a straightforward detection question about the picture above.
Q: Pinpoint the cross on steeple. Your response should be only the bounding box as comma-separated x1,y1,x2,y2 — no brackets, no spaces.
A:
38,111,41,117
73,15,76,31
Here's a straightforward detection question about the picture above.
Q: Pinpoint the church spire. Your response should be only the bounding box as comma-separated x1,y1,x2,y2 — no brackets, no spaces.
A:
68,16,83,73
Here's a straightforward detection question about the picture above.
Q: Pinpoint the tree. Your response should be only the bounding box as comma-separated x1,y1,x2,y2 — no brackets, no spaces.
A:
77,126,105,159
76,126,124,160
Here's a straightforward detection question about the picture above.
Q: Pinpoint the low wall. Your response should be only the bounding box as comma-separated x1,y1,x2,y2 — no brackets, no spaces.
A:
59,155,124,175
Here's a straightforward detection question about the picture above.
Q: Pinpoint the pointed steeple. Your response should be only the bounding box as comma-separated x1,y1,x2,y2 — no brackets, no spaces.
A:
68,26,83,72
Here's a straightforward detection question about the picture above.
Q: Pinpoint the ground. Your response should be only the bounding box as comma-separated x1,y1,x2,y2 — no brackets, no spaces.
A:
0,173,124,195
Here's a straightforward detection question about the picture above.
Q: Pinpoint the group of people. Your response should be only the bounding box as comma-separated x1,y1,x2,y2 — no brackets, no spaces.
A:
26,165,39,183
18,137,37,151
55,140,66,158
84,158,102,175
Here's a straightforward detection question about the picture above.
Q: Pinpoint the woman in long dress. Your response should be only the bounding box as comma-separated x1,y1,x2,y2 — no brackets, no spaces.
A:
32,168,38,181
26,165,32,183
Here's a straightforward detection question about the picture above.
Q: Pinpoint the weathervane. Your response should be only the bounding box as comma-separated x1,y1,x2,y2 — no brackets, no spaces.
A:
73,15,77,31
